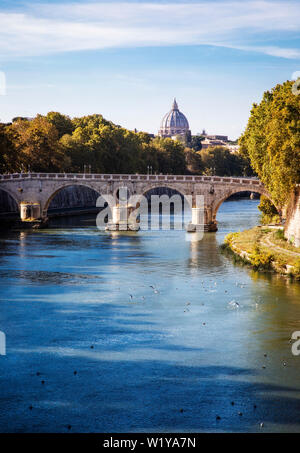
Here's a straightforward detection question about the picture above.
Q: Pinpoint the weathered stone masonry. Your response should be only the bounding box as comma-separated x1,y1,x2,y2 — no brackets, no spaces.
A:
0,173,270,232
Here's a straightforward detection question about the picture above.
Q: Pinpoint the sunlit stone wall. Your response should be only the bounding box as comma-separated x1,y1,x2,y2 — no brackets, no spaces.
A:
285,187,300,247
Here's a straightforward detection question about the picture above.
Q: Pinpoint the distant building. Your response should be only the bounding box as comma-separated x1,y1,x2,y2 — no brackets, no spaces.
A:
200,130,239,153
202,130,228,141
206,134,228,141
201,138,228,149
226,144,240,153
201,138,239,153
158,99,190,138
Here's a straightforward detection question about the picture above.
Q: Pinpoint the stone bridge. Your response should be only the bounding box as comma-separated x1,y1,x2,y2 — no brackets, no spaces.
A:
0,173,271,231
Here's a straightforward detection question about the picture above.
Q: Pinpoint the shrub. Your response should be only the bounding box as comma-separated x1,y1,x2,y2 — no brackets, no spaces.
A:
258,196,280,225
224,232,239,247
292,260,300,279
249,246,274,270
274,229,286,241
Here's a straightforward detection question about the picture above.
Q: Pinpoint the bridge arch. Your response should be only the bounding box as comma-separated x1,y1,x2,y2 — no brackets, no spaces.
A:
0,187,20,213
138,184,192,207
43,183,106,216
211,186,277,225
135,184,192,230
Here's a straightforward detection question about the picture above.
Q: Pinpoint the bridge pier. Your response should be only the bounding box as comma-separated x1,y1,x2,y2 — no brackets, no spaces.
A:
105,204,140,231
186,206,218,233
20,202,41,221
15,201,48,229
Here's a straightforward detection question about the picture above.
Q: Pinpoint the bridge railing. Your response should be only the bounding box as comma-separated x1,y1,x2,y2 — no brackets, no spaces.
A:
0,173,263,185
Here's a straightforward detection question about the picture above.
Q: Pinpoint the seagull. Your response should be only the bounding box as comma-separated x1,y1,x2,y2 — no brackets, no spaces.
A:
149,285,159,293
229,300,240,308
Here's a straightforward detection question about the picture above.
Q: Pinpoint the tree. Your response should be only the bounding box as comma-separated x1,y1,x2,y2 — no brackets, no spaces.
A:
239,80,300,207
0,112,192,176
258,195,280,224
190,135,205,152
60,114,145,174
184,148,203,174
45,112,74,138
0,124,20,173
153,137,186,174
199,146,246,176
10,117,70,172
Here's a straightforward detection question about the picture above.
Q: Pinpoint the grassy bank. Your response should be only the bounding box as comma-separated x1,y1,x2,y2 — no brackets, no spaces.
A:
222,226,300,279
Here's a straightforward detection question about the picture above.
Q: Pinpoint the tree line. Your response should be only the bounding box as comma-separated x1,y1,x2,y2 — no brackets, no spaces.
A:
0,112,251,176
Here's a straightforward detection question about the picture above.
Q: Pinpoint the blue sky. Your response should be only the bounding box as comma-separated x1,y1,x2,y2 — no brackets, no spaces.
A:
0,0,299,139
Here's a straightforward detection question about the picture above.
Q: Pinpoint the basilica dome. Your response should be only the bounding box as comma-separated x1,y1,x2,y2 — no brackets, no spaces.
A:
158,99,190,137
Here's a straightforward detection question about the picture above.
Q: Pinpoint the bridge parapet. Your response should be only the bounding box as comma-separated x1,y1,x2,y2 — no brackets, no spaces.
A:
0,173,263,186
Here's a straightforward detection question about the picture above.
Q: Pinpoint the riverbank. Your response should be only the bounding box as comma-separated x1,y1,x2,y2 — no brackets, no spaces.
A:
223,226,300,279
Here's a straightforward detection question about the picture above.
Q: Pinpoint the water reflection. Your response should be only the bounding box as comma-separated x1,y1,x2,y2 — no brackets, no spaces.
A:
188,233,223,270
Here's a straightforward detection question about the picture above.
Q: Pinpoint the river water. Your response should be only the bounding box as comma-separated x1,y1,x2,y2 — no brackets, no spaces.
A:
0,198,300,433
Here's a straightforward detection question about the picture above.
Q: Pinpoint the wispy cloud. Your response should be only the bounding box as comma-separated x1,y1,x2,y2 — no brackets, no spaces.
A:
0,1,299,59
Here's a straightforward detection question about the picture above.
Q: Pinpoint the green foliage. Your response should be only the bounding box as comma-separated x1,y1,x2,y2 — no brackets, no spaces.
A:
292,260,300,279
274,229,286,241
224,232,240,247
184,148,203,174
9,117,70,172
198,146,249,176
45,112,74,138
0,113,189,175
239,81,300,207
0,110,256,177
0,124,20,173
258,195,280,224
190,135,204,151
248,246,274,270
152,137,186,174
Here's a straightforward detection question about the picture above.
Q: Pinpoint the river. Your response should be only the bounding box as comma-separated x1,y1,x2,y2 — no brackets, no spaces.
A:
0,198,300,433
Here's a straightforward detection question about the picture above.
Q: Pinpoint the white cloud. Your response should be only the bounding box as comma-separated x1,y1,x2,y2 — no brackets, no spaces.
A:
0,1,299,58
